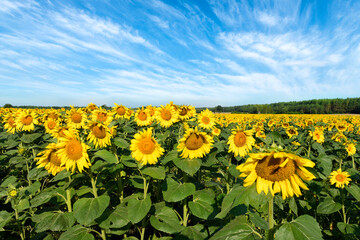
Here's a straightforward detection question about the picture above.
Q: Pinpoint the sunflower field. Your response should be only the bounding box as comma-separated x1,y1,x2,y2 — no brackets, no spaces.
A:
0,102,359,240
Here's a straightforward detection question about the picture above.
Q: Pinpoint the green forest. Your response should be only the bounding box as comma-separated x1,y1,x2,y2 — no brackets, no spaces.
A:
207,97,360,114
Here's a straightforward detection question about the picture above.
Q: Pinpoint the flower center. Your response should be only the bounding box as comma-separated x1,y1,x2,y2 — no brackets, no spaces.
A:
185,133,205,150
8,117,15,127
48,113,58,120
255,154,296,182
202,116,210,124
47,120,56,130
161,110,172,121
117,107,126,115
65,139,83,160
139,137,155,154
97,112,108,122
234,132,247,147
22,115,33,125
138,111,147,121
71,112,82,123
92,125,106,139
49,151,62,166
335,174,345,182
180,107,188,116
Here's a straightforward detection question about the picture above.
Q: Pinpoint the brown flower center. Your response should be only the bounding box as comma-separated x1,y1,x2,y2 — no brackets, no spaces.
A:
97,112,108,123
161,109,172,121
180,107,188,116
234,132,247,147
255,154,296,182
65,139,83,160
47,120,57,130
138,111,147,121
201,116,210,124
8,117,15,127
49,151,62,166
22,115,33,125
139,137,155,154
71,112,82,123
92,125,106,139
117,107,126,115
185,133,205,150
335,174,345,182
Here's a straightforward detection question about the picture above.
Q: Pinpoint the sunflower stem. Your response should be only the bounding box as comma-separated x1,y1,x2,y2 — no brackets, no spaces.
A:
341,188,347,224
351,155,356,169
307,142,311,158
267,196,275,240
66,188,72,212
89,169,98,198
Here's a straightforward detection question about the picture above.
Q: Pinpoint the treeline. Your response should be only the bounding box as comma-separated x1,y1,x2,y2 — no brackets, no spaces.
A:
209,98,360,114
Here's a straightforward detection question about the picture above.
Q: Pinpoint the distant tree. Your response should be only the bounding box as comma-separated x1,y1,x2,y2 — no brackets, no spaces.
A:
215,105,223,112
3,103,13,108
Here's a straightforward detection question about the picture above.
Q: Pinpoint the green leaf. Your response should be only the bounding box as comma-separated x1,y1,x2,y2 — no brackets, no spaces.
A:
121,155,138,168
31,191,54,208
289,197,298,216
24,181,41,196
346,185,360,201
316,154,333,178
150,202,181,234
317,197,342,214
59,225,95,240
180,224,207,240
20,133,43,143
35,212,76,232
113,138,129,149
1,176,17,187
16,199,30,212
73,195,110,226
51,170,71,182
188,189,216,220
248,212,268,230
312,142,325,155
127,197,152,224
337,222,360,236
94,150,117,163
162,178,195,202
0,211,13,230
28,167,49,180
142,166,166,180
209,216,261,240
161,150,178,165
99,204,129,229
172,158,202,176
275,215,323,240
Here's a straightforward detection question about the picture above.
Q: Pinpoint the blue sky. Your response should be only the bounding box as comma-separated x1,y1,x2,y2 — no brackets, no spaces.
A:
1,0,360,108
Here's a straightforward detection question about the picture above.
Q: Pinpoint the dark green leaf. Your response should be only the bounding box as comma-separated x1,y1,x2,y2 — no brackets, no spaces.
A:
73,195,110,226
162,178,195,202
36,212,75,232
113,138,129,149
150,202,181,234
142,166,166,180
188,189,216,219
337,222,360,236
31,191,54,208
0,211,13,229
317,197,342,214
346,185,360,201
127,196,152,224
59,225,95,240
99,204,129,229
173,158,202,176
20,133,42,143
180,224,207,240
289,197,298,216
94,150,117,163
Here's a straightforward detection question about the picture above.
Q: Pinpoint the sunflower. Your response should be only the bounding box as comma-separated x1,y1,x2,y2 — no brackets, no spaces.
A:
177,127,214,159
212,127,221,136
56,131,91,173
134,107,152,126
309,129,325,144
336,121,348,132
92,107,113,125
67,107,87,129
197,109,215,129
44,118,60,134
130,127,164,165
51,125,78,139
36,143,65,176
155,104,179,128
237,151,316,199
125,109,134,119
3,114,17,134
227,127,255,157
330,168,351,188
15,110,38,132
86,122,112,148
178,105,196,121
286,127,298,139
345,143,356,156
113,103,128,119
86,102,98,112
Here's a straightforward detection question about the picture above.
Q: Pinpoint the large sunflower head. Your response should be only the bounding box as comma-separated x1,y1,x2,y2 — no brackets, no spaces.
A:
130,127,164,165
86,121,112,149
44,118,60,134
155,104,179,128
15,110,38,132
329,168,351,188
56,131,91,173
178,105,196,121
113,103,128,119
309,129,325,144
197,109,215,129
237,151,316,200
3,114,17,134
227,126,255,157
92,107,113,125
36,143,65,176
177,127,214,159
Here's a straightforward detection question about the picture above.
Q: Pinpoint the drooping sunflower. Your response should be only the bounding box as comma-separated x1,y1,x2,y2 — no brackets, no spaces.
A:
177,127,214,159
237,151,316,199
178,105,196,121
56,130,91,173
15,110,38,132
227,127,255,157
113,103,128,120
130,127,164,165
134,107,152,126
36,143,65,176
155,104,179,128
86,122,112,148
92,107,113,125
329,168,351,188
3,114,17,134
197,109,215,129
67,107,87,129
